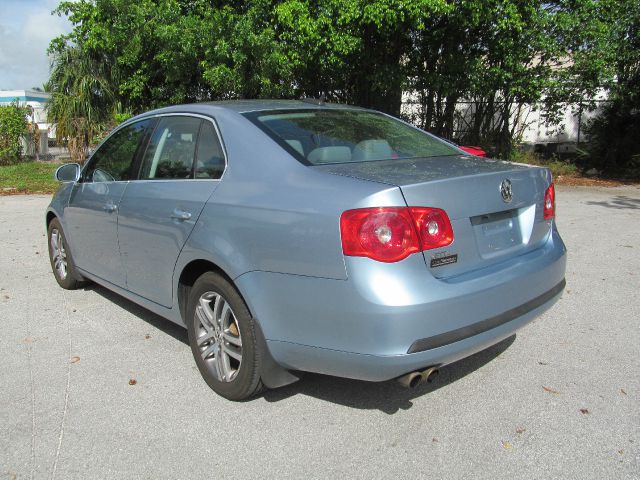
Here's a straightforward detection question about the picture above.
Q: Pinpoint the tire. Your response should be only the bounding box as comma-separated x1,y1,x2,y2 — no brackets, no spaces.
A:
186,272,263,401
47,218,85,290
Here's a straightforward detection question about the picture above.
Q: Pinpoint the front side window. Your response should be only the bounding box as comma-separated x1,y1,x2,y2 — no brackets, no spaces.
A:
245,109,459,165
139,116,202,180
84,119,151,182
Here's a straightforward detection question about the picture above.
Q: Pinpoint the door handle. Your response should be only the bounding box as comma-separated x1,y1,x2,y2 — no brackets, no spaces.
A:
171,208,192,221
103,202,118,213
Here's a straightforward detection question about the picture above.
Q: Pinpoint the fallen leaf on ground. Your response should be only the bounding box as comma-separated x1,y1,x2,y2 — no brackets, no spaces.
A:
128,379,137,385
579,408,590,414
502,441,512,450
516,427,526,434
144,334,151,339
70,356,80,363
543,386,560,394
3,295,9,299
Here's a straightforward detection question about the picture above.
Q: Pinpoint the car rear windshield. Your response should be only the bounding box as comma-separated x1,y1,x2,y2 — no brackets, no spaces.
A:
244,109,459,165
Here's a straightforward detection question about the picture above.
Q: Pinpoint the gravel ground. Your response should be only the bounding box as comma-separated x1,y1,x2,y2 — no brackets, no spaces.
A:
1,186,638,480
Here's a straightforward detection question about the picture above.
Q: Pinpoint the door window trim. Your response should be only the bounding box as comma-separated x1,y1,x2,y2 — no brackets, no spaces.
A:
80,118,156,183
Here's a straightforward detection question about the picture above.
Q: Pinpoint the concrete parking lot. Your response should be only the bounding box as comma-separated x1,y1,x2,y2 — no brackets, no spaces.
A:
1,186,639,479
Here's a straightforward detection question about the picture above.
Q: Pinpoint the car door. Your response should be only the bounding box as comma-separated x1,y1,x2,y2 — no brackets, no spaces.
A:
116,114,225,307
64,119,153,286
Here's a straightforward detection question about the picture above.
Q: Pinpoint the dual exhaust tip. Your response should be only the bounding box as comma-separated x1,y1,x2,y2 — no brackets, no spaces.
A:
397,366,439,388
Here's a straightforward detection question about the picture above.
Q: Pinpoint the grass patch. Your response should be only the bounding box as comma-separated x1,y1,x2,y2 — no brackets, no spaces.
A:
543,159,579,177
510,149,579,177
0,161,61,194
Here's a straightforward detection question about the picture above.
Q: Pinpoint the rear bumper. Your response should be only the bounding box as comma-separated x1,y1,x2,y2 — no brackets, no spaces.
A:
266,283,562,381
236,227,566,381
407,279,565,354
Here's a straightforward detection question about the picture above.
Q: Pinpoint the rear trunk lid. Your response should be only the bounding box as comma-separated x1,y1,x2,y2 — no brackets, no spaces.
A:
313,155,553,277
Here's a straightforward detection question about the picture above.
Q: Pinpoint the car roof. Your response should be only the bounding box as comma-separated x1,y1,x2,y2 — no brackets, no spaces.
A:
122,100,372,130
199,99,368,113
138,99,367,117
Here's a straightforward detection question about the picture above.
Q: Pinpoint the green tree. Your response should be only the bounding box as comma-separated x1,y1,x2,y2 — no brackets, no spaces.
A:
583,0,640,176
200,2,294,99
273,0,450,115
45,45,116,163
47,0,633,172
0,102,29,165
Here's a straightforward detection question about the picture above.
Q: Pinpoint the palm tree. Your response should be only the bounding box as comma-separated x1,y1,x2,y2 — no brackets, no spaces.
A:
45,46,117,163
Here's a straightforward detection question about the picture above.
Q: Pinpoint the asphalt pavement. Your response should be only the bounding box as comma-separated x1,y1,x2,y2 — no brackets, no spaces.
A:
1,186,639,479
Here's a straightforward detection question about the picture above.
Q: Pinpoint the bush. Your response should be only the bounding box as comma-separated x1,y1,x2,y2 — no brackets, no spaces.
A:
0,102,29,165
545,159,579,177
510,148,579,177
584,101,640,179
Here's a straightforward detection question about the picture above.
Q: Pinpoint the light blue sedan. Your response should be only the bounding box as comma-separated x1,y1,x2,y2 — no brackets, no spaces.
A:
46,100,566,400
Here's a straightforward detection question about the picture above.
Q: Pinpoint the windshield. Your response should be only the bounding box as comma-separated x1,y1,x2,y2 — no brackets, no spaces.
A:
244,109,460,165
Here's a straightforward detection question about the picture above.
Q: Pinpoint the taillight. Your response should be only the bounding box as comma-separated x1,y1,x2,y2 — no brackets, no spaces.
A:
410,207,454,250
340,208,420,262
544,183,555,220
340,207,454,263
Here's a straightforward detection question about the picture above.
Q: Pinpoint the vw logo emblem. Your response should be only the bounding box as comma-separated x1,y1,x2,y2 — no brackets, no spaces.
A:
500,179,513,203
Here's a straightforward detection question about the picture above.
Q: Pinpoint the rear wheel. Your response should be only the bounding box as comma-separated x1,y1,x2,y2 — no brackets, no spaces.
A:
186,272,263,400
47,218,84,290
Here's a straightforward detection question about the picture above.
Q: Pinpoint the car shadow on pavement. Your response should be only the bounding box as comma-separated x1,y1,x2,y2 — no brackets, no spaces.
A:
586,195,640,210
261,335,516,414
88,284,189,345
87,283,515,414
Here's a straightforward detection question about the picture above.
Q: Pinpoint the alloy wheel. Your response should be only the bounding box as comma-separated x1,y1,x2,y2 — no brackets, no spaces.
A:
50,228,68,280
194,291,243,382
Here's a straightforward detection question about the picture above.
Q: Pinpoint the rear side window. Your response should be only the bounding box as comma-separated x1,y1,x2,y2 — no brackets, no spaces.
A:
195,121,225,179
84,119,151,182
140,116,202,180
245,109,458,165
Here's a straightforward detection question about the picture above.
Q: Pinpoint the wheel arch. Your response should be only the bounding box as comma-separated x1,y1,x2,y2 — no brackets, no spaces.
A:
46,210,57,228
177,259,243,324
176,258,300,390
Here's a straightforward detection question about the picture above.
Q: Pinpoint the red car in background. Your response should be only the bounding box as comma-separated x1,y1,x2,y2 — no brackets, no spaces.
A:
439,137,487,157
458,145,487,157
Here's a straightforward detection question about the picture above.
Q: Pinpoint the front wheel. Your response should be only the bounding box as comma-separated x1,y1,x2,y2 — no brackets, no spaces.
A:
47,218,85,290
186,272,263,400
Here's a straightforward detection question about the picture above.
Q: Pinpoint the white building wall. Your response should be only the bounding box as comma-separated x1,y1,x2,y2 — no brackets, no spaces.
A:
402,89,609,146
0,89,53,156
518,89,609,145
0,89,52,139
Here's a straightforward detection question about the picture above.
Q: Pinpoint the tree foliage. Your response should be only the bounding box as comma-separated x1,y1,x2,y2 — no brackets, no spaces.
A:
46,0,635,172
46,44,117,163
0,102,29,165
584,0,640,176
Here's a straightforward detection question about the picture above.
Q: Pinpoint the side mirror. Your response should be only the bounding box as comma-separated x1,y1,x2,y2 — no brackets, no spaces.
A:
54,163,81,183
